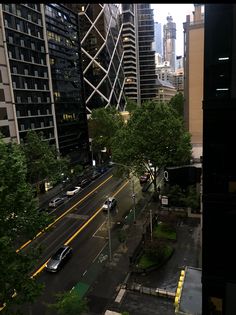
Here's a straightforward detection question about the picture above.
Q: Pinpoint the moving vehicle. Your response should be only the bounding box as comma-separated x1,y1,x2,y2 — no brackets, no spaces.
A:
66,186,81,196
45,245,72,272
49,197,64,208
102,197,117,211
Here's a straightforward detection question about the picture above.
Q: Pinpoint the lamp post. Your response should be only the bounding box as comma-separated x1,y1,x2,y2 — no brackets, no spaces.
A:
107,201,112,262
150,209,153,241
112,162,136,224
132,177,136,224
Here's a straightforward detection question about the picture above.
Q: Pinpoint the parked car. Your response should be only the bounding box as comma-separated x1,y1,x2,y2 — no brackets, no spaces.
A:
91,171,100,180
66,186,81,196
45,245,72,272
49,197,64,208
139,172,150,184
80,178,90,187
102,197,117,212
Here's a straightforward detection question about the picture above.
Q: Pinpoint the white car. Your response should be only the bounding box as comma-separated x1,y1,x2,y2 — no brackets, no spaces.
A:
66,186,81,196
49,197,64,208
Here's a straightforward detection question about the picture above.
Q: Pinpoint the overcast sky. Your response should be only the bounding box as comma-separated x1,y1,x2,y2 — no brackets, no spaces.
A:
151,3,194,56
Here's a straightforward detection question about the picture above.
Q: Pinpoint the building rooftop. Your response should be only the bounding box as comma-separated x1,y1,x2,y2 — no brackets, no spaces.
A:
176,266,202,315
156,78,175,89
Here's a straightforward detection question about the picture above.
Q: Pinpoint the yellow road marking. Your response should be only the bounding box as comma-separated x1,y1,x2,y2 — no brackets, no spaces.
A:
31,180,129,278
16,175,113,253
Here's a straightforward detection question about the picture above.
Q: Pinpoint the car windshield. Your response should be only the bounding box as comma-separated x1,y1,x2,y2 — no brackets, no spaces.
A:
51,247,64,260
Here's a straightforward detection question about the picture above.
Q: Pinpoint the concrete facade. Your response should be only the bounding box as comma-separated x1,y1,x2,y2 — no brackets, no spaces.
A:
183,4,204,162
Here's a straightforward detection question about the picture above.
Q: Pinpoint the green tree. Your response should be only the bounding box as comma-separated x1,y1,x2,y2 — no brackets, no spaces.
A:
168,92,184,117
112,101,192,196
48,290,88,315
125,98,138,113
22,130,69,191
0,138,50,313
183,185,200,211
88,107,124,164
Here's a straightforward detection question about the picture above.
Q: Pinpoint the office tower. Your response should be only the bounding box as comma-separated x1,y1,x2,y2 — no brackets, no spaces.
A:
137,3,157,102
121,4,140,105
0,4,90,164
70,4,126,113
45,4,89,163
183,4,204,162
163,15,176,71
203,4,236,314
154,21,162,56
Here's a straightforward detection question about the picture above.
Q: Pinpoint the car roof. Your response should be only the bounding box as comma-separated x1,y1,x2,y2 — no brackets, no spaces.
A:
51,197,62,202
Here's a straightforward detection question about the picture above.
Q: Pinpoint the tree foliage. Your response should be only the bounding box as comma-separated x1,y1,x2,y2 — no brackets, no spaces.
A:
111,100,192,194
21,130,69,188
0,137,50,312
168,92,184,117
88,107,124,161
47,290,88,315
125,98,138,113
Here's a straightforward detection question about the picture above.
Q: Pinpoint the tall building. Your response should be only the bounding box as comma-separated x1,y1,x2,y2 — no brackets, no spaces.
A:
203,4,236,314
137,3,157,102
163,15,176,71
154,21,162,56
45,4,89,163
183,4,204,162
0,3,90,164
121,4,140,104
70,4,126,113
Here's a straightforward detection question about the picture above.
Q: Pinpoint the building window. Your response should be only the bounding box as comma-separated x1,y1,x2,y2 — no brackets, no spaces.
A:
16,96,21,103
0,126,10,137
0,71,2,83
0,89,5,101
0,108,8,120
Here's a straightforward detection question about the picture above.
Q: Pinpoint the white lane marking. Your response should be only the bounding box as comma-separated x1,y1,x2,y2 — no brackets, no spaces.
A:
92,243,107,263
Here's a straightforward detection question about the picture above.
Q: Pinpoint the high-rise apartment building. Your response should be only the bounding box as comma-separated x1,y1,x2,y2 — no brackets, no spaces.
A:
183,4,204,162
163,15,176,71
137,3,157,102
121,4,140,104
121,3,157,105
69,4,126,113
0,3,90,164
203,4,236,314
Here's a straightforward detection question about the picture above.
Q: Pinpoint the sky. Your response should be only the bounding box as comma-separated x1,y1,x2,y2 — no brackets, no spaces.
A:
151,3,194,56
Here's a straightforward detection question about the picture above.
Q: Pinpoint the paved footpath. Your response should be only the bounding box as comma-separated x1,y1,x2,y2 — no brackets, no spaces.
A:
81,199,201,315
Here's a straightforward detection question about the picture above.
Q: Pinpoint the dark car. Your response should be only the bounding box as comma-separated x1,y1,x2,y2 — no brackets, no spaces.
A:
91,170,100,180
102,197,117,212
45,245,72,272
79,178,91,187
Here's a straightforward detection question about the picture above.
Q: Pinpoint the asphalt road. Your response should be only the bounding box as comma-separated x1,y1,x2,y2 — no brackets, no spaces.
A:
19,170,143,315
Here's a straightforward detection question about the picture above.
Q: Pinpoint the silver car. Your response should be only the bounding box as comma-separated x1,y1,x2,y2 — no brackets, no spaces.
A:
45,245,72,272
48,197,64,208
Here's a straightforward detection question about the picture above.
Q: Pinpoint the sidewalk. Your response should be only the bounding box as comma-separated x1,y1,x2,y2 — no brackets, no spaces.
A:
80,195,202,315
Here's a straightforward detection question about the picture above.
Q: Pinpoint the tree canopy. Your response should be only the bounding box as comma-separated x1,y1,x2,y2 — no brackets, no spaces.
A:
88,107,124,163
21,130,69,189
168,92,184,117
0,137,51,312
111,100,192,194
48,290,88,315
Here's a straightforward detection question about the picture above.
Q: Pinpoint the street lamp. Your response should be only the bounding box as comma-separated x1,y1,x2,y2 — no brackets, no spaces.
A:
131,177,136,224
107,201,112,262
112,162,136,224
